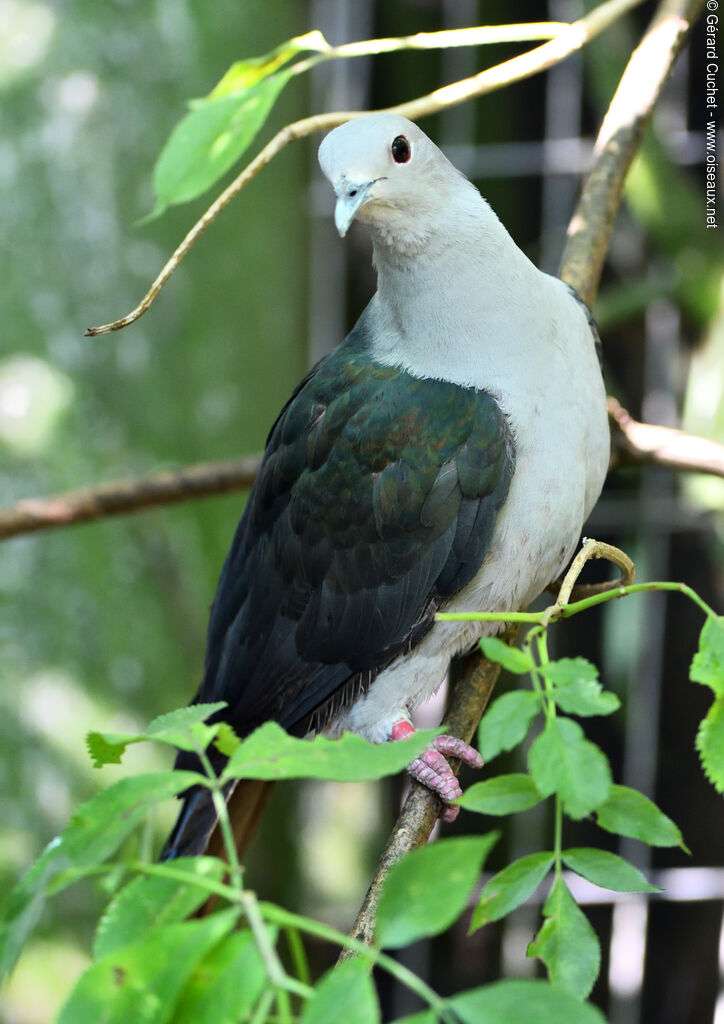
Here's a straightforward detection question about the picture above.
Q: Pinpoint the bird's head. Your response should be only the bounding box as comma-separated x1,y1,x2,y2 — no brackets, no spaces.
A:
318,113,477,253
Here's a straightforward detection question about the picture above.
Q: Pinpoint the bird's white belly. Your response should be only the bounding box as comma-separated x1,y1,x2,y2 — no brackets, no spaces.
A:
332,438,601,743
331,292,609,743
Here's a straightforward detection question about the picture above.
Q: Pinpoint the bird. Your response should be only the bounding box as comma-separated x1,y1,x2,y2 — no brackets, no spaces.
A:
161,112,610,861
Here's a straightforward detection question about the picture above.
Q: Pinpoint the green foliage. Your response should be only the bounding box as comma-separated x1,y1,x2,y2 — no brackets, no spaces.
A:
446,978,608,1023
92,858,227,958
695,698,724,795
151,74,293,216
528,876,600,1000
691,617,724,793
206,32,328,100
690,615,724,693
171,930,268,1024
150,32,329,215
458,773,542,815
376,834,499,949
478,691,539,761
594,785,687,850
394,979,609,1023
0,771,203,982
221,721,440,783
561,848,658,893
13,576,702,1021
471,852,554,930
57,909,240,1024
540,658,620,717
479,636,534,674
4,592,714,1021
300,959,380,1024
87,703,228,766
528,718,612,820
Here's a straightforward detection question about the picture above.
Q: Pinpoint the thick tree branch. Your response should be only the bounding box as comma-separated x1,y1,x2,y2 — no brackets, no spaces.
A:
608,397,724,478
0,457,260,540
342,643,511,954
344,0,706,953
1,411,722,541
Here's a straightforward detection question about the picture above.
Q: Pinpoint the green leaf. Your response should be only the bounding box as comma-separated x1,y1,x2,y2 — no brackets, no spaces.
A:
458,773,542,815
562,848,659,893
528,718,611,819
93,858,226,959
0,771,202,981
541,659,620,717
172,929,270,1024
528,877,600,999
389,1013,435,1024
471,851,554,929
478,691,540,762
690,616,724,695
151,71,291,215
300,958,380,1024
696,696,724,794
480,636,535,674
595,784,687,850
57,909,239,1024
213,721,241,757
376,834,499,949
87,704,227,766
220,722,439,784
207,31,329,99
448,979,607,1023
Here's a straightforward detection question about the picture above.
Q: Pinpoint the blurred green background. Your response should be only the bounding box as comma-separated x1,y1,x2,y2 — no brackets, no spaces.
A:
1,1,722,1022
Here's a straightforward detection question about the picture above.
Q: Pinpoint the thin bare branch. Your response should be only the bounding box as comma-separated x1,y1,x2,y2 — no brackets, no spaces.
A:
0,457,260,540
295,22,570,70
86,0,642,337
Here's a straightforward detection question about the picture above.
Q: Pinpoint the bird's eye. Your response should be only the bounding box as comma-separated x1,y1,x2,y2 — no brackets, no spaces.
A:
391,135,411,164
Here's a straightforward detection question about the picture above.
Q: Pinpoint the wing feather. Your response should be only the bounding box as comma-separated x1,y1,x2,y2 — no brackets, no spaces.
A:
195,313,514,739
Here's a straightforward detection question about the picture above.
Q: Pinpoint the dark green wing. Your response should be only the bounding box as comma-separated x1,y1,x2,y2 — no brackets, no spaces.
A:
198,312,514,737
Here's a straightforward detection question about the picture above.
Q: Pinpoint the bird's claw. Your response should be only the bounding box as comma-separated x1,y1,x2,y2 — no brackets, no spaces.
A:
391,721,483,823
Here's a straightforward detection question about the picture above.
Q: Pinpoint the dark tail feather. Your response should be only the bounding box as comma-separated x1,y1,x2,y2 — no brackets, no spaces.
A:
161,779,274,863
161,785,221,861
206,779,275,862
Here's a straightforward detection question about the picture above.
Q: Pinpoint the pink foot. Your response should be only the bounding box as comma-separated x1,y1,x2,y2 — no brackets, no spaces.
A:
390,720,483,823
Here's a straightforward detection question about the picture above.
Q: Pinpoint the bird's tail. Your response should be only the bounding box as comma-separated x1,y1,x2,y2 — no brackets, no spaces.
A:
161,778,274,863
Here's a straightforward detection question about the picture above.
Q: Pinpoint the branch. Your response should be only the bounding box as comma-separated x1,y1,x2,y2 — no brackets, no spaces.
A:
85,0,642,337
345,0,705,953
341,642,511,954
559,0,705,304
608,397,724,478
3,402,723,541
0,457,260,540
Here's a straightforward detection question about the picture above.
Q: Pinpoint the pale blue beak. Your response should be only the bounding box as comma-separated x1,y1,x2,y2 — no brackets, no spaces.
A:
334,180,375,237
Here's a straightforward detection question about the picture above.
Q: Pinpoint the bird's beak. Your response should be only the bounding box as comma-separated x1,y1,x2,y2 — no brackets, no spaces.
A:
334,179,375,237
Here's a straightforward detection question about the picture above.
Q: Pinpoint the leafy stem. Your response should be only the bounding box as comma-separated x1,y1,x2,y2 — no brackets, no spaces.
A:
196,745,243,892
260,903,455,1023
120,858,449,1016
437,578,717,625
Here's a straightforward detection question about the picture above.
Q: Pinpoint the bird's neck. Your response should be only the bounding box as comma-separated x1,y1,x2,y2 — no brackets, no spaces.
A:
367,201,544,390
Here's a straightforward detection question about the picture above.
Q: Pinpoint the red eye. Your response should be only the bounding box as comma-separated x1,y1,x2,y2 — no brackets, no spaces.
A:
391,135,411,163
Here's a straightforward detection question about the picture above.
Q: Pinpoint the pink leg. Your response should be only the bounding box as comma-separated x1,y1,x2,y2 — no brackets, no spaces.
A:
390,720,483,823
